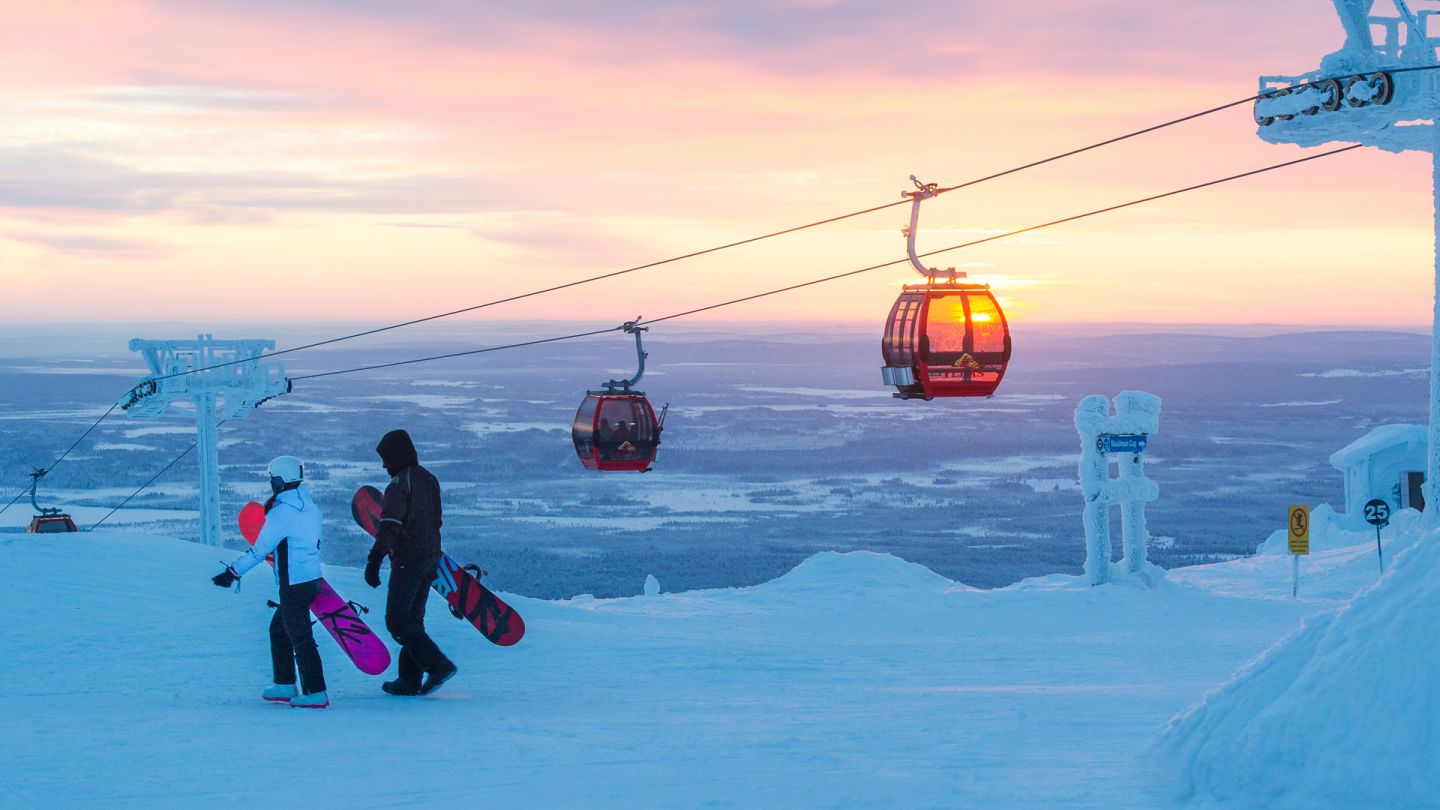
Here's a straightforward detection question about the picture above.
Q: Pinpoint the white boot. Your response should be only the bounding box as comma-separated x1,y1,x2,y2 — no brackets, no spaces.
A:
262,684,297,703
289,690,329,709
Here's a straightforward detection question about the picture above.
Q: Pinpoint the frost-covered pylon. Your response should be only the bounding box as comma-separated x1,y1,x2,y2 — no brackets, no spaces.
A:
123,335,290,546
1075,392,1161,586
1255,0,1440,523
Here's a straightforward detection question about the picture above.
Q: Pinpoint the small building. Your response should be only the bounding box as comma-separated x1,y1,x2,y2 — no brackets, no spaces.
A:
1329,424,1426,521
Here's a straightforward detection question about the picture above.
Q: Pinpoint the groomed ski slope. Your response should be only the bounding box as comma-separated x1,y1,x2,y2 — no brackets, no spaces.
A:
0,519,1421,809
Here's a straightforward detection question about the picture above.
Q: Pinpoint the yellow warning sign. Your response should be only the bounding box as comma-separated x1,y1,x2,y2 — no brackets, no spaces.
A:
1288,504,1310,555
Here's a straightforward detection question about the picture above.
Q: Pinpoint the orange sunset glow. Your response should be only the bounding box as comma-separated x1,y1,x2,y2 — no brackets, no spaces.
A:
1,1,1434,327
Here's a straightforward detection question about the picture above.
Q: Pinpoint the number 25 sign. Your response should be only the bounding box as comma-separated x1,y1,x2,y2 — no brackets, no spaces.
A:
1363,498,1391,528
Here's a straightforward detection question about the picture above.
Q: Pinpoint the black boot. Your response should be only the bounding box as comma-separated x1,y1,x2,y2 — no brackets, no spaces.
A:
419,660,457,695
382,678,421,696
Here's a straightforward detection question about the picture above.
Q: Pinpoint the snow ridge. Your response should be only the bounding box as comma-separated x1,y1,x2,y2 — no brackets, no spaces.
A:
1159,525,1440,809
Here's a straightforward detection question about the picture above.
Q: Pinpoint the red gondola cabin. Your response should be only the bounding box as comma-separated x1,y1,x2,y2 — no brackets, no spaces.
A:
572,393,661,472
573,320,666,472
881,283,1011,399
882,176,1014,400
28,514,78,533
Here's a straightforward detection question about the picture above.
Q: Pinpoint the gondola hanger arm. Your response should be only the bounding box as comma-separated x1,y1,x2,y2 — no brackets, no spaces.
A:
603,317,649,392
903,175,963,283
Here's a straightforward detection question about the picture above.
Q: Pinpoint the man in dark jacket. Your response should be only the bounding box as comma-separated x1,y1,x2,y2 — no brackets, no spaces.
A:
365,429,457,696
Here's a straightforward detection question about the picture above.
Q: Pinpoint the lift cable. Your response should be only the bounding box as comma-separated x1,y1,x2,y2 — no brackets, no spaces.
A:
139,90,1309,386
71,143,1360,523
933,61,1440,196
0,201,907,508
649,145,1362,324
1,86,1380,521
937,99,1257,194
281,144,1360,381
143,202,912,384
9,59,1439,508
289,326,624,381
141,64,1440,388
0,401,122,518
88,437,201,532
0,487,25,518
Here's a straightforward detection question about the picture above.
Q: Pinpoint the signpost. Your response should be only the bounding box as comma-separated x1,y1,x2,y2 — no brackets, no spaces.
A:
1363,497,1390,574
1075,397,1160,586
1288,504,1309,598
1097,433,1148,455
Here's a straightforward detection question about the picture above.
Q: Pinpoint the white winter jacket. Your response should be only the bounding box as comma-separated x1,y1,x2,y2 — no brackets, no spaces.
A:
230,483,324,586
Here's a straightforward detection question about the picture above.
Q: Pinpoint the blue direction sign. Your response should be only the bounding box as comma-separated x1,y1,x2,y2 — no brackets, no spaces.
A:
1097,433,1148,454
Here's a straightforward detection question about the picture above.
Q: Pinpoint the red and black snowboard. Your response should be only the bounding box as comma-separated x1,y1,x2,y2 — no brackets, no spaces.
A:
238,502,392,675
350,485,525,646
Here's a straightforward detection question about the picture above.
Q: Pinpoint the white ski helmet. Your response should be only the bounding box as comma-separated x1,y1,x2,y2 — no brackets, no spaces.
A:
267,455,304,485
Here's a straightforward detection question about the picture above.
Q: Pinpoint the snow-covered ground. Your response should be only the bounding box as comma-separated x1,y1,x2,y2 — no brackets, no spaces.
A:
3,511,1426,808
1163,519,1440,809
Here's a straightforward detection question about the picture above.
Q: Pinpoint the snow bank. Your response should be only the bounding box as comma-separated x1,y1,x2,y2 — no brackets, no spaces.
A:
1160,525,1440,809
1253,502,1423,555
761,550,957,596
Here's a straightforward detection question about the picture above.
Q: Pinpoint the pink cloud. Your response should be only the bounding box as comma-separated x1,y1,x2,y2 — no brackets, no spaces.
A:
0,0,1429,326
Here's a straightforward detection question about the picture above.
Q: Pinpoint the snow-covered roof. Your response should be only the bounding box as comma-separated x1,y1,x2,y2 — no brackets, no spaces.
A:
1329,424,1427,470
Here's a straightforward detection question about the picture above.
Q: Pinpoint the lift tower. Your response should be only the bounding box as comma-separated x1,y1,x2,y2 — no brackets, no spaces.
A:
1255,0,1440,518
124,335,290,546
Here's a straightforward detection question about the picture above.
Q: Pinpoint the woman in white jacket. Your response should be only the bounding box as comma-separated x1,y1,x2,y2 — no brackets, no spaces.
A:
212,456,329,709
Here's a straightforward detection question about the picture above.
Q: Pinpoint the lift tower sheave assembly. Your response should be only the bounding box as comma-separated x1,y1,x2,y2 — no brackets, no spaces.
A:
124,335,290,546
1256,0,1440,520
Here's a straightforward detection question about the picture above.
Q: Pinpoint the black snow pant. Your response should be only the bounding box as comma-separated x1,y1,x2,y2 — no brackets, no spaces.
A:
386,555,450,685
269,579,327,695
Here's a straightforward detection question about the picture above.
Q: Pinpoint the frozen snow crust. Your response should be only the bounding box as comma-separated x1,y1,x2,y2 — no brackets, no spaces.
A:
1162,520,1440,810
0,527,1413,807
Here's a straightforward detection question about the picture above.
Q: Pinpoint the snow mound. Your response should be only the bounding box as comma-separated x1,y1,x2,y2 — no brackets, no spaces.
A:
1160,525,1440,809
762,550,956,595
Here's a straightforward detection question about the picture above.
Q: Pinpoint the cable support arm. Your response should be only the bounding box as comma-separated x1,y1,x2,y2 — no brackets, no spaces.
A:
602,319,649,392
903,176,962,281
28,469,46,514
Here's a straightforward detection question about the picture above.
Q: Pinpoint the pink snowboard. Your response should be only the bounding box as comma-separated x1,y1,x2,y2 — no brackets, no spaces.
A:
238,501,391,676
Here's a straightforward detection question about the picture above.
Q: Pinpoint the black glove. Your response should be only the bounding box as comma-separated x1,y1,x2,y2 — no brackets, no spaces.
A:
364,550,384,589
212,566,238,588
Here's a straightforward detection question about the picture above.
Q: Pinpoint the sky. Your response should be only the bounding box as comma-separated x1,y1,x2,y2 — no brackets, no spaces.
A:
1,0,1436,328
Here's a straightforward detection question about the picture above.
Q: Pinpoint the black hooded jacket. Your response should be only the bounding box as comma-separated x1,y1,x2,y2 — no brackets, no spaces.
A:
372,429,443,565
